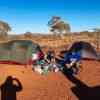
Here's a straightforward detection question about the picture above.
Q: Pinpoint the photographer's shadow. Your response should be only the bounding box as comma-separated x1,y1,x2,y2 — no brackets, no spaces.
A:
0,76,23,100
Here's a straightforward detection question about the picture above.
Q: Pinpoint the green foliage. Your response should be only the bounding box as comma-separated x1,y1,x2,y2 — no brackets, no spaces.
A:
0,20,11,39
24,32,33,38
0,20,11,32
48,16,71,34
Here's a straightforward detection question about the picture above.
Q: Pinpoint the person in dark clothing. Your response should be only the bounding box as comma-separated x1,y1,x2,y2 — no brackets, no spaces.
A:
57,50,82,75
46,50,55,63
65,51,82,74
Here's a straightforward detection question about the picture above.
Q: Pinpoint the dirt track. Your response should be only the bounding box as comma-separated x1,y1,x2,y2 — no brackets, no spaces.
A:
0,60,100,100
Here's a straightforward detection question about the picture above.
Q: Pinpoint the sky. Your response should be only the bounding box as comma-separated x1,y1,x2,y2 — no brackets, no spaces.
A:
0,0,100,34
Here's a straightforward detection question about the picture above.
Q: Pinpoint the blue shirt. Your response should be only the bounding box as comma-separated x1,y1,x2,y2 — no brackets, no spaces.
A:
64,51,81,63
70,51,81,61
58,51,81,67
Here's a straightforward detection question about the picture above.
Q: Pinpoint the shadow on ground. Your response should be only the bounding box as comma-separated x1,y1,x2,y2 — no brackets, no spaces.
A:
62,67,100,100
0,76,23,100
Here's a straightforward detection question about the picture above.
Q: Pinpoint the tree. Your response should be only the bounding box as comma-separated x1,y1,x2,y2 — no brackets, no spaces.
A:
92,28,100,50
24,32,33,39
48,16,71,35
93,28,100,32
0,20,11,38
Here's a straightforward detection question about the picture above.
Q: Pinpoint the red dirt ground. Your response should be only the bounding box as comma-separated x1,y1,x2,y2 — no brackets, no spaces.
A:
0,60,100,100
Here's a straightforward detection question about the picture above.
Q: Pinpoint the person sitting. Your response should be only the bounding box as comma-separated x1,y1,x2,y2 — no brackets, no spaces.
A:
45,50,55,63
65,51,82,74
56,50,82,75
32,50,45,74
46,50,59,72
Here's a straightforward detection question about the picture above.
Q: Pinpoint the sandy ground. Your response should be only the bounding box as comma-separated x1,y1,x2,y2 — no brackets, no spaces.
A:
0,60,100,100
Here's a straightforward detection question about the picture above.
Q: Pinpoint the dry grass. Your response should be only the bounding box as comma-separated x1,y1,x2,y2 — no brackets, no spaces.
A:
0,32,99,52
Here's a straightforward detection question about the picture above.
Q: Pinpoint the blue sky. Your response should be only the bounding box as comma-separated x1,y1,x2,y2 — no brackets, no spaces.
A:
0,0,100,34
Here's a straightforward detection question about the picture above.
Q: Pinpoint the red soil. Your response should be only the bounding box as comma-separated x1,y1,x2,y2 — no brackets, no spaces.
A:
0,60,100,100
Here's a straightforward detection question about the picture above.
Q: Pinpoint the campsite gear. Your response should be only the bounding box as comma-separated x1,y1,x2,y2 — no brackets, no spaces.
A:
0,40,41,65
71,51,81,62
32,50,44,66
34,65,43,74
33,59,49,75
46,50,55,63
45,50,59,72
48,63,59,72
64,51,81,75
31,53,38,65
56,51,72,70
32,59,45,72
69,41,100,60
37,51,44,60
56,59,65,71
42,65,49,75
68,60,81,75
36,59,46,66
32,53,38,61
71,61,81,75
53,64,59,72
56,51,82,75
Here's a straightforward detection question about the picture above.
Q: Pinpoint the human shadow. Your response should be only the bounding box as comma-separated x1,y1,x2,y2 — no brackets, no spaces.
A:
62,67,100,100
0,76,23,100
